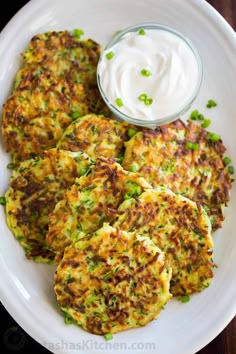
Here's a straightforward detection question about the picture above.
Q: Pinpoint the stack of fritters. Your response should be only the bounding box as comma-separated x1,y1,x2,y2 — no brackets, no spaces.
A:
2,72,89,163
16,31,109,115
46,158,152,258
1,30,109,165
1,30,234,336
4,115,132,264
114,187,214,296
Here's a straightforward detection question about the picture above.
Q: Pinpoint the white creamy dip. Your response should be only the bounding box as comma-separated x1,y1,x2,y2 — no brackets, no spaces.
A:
97,27,201,122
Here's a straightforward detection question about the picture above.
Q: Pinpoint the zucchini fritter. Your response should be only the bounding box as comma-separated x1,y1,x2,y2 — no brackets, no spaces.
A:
2,71,89,164
122,119,233,231
17,30,109,115
5,149,91,263
54,223,172,334
57,114,131,159
46,157,152,257
21,31,101,86
114,187,215,296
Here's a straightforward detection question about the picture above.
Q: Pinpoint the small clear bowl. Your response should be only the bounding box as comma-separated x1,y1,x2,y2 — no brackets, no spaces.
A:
97,23,203,129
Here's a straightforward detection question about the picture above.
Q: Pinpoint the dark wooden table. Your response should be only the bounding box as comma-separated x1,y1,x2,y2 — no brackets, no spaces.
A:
197,2,236,353
0,1,236,354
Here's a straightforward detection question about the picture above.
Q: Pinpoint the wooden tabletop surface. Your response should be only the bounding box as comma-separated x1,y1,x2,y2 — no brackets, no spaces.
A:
198,2,236,353
0,1,236,354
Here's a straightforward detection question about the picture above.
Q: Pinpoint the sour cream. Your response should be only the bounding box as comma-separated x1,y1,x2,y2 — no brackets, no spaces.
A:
97,24,202,126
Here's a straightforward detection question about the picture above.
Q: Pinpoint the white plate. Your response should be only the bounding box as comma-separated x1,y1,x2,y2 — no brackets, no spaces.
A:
0,1,236,353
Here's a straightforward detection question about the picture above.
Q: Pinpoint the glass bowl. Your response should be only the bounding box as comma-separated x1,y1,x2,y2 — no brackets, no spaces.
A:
97,23,203,129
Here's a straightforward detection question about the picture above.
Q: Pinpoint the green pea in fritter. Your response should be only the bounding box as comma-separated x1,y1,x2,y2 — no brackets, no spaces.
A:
113,187,215,296
122,119,233,231
5,148,91,263
46,157,152,258
54,223,172,335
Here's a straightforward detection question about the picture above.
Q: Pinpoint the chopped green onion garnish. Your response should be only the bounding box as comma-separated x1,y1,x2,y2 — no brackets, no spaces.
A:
64,315,75,325
115,97,123,108
187,264,192,273
73,28,84,39
190,110,204,121
117,155,124,164
127,127,137,138
141,69,152,77
79,167,87,176
138,93,153,105
62,87,67,95
190,109,199,120
144,97,153,105
223,156,231,166
104,333,113,341
206,99,217,108
103,272,112,280
138,28,146,35
185,142,199,150
129,165,137,172
106,51,114,60
198,114,205,121
34,68,41,78
180,295,190,303
7,163,15,170
124,183,142,200
70,111,81,119
0,197,6,206
201,119,211,129
138,93,148,102
228,166,234,174
208,132,221,142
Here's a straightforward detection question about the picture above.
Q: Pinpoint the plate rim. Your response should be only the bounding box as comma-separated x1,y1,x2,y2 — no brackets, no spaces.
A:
0,1,236,354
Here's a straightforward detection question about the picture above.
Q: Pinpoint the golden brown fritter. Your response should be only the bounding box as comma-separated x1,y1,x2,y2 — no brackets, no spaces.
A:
54,223,172,334
5,149,91,263
21,31,101,86
17,30,109,115
57,114,133,159
114,187,215,296
2,70,89,164
46,157,152,257
122,119,233,231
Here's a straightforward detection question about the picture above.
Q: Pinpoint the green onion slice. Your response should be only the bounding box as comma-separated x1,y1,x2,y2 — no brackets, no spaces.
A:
185,142,199,151
138,93,148,101
144,97,153,105
127,127,137,138
104,333,113,341
223,156,231,166
138,28,146,35
106,51,114,60
208,132,221,142
228,166,234,174
201,119,211,129
141,69,152,77
73,29,84,39
179,295,190,303
206,99,217,108
0,197,6,206
115,98,123,108
190,109,199,120
129,165,137,172
138,93,153,105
